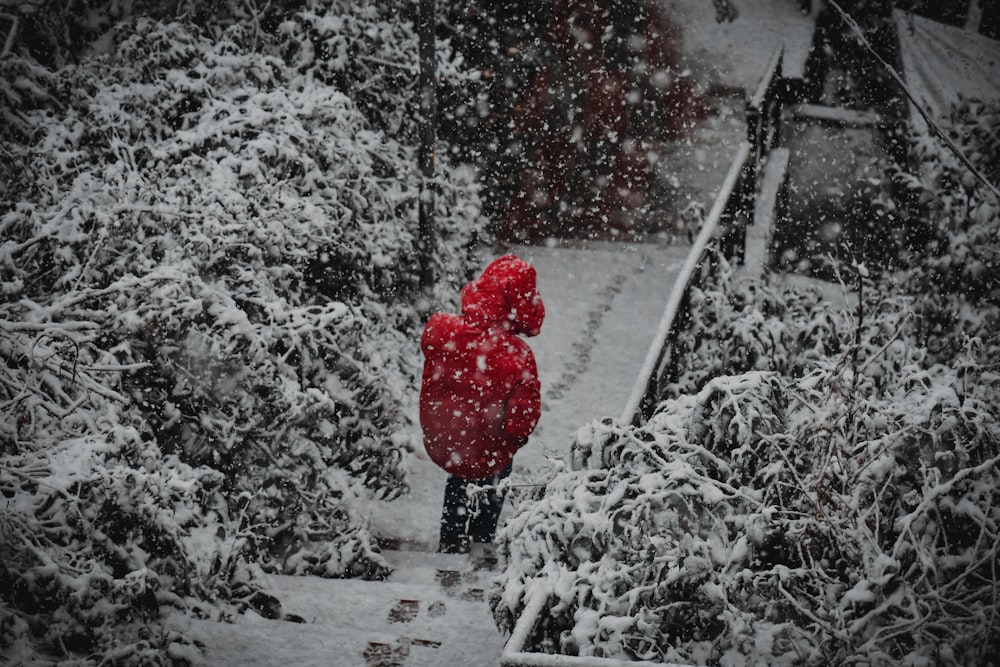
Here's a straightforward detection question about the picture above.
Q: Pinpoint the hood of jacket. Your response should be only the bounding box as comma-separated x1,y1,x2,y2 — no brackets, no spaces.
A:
459,254,544,337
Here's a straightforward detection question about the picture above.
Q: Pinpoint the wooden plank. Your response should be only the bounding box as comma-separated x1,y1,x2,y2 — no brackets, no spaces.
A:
741,148,790,281
790,103,884,127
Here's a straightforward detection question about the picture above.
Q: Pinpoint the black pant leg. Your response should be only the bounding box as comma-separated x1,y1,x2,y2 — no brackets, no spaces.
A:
467,462,512,544
439,474,470,553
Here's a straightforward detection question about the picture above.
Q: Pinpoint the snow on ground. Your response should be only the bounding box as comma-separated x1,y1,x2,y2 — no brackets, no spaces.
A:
894,9,1000,133
652,98,748,231
667,0,816,88
507,242,694,464
175,551,506,667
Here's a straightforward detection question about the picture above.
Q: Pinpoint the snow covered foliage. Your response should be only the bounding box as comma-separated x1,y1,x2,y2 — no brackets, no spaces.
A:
493,256,1000,664
1,1,483,662
665,262,844,395
277,1,473,140
896,97,1000,365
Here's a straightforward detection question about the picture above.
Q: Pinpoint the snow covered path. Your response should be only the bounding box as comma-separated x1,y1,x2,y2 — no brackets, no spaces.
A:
176,551,505,667
508,243,693,469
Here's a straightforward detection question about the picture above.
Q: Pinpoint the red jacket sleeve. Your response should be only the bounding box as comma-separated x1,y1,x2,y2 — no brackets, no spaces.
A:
502,362,541,440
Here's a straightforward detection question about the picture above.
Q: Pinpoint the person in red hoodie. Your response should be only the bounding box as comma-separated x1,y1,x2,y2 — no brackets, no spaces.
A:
420,254,545,555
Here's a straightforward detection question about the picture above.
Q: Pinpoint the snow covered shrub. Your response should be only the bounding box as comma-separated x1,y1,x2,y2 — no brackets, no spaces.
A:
493,263,1000,665
667,257,849,396
0,318,249,664
277,0,472,141
897,97,1000,365
2,2,484,662
493,375,798,664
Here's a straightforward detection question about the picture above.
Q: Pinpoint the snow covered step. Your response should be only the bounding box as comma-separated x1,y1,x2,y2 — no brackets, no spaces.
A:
181,550,505,666
185,615,450,667
383,548,477,578
382,548,498,587
262,575,471,625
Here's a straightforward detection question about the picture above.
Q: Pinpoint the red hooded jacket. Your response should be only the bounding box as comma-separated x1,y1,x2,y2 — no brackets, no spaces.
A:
420,255,545,480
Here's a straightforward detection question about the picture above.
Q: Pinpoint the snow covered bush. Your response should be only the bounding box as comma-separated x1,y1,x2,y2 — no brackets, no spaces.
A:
493,257,1000,665
277,0,473,141
0,397,272,663
896,97,1000,365
665,261,847,396
2,1,484,663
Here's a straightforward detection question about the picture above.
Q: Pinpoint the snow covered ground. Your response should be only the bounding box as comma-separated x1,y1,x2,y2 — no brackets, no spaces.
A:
894,9,1000,133
176,550,505,667
667,0,816,86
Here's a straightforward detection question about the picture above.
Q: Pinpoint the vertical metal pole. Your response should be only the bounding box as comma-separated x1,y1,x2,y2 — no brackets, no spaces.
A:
418,0,436,289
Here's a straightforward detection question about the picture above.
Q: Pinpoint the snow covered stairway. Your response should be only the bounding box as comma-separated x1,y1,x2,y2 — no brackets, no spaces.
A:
181,550,505,666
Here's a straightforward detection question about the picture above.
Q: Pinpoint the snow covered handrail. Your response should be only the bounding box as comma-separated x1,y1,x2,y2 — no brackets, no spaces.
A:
501,585,548,665
620,142,752,426
749,44,784,111
618,48,785,426
745,44,785,183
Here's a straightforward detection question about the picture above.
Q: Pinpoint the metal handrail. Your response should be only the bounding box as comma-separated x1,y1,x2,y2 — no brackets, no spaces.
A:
620,141,751,426
749,44,784,110
619,45,786,427
746,45,785,182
